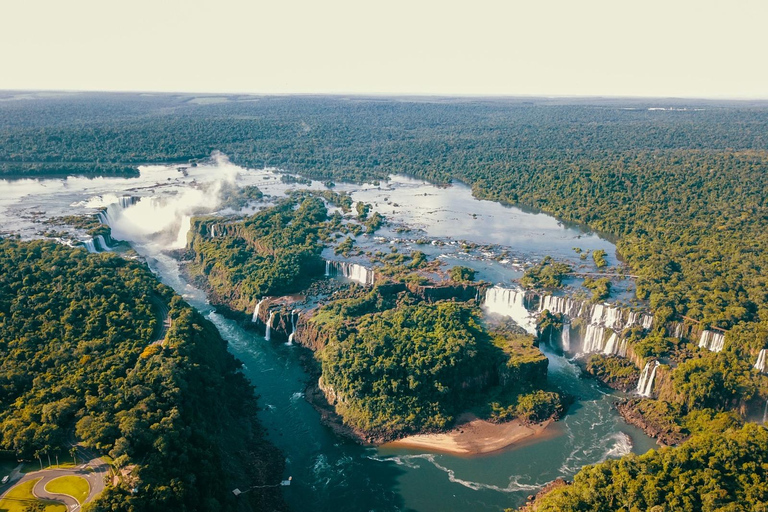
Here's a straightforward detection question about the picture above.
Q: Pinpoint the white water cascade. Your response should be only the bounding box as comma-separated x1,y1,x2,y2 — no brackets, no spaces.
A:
483,286,538,335
636,361,660,397
82,239,97,253
582,324,608,353
265,311,276,341
755,349,768,373
325,260,375,286
561,322,571,351
287,310,298,345
698,330,725,352
252,298,266,323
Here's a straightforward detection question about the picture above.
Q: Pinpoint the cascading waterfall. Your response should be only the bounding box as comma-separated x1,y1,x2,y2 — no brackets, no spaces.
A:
561,322,571,351
94,235,111,251
582,324,608,353
95,191,220,250
483,286,538,335
539,295,652,332
764,399,768,424
636,361,659,397
698,330,725,352
324,260,375,286
287,310,298,345
252,298,266,323
265,311,276,341
754,349,768,373
82,239,97,253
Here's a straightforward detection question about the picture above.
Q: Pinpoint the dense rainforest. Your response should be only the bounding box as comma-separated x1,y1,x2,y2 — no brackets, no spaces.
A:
0,239,286,511
185,197,561,440
2,93,767,331
516,423,768,512
3,92,768,509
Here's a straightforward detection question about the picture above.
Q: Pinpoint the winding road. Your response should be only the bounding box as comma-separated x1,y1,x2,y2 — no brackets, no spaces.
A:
0,445,107,510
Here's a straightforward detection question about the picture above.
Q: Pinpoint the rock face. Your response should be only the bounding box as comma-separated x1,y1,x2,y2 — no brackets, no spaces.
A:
615,398,689,446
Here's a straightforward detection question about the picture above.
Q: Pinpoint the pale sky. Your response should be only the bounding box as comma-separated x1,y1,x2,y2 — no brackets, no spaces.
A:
2,0,767,98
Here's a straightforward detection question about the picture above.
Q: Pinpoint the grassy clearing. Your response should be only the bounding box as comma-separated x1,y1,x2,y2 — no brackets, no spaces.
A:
45,475,90,504
0,478,67,512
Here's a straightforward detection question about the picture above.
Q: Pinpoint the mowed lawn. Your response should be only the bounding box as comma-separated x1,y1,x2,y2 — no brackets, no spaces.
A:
0,478,66,512
45,475,90,504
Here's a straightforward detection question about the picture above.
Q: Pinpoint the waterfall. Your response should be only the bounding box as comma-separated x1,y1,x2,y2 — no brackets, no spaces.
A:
286,310,298,346
252,298,266,323
561,322,571,351
483,286,538,335
539,295,583,318
603,332,618,355
636,361,659,397
582,324,608,353
95,193,217,250
265,311,276,341
94,235,111,252
618,338,628,357
755,349,768,373
210,224,216,238
81,239,97,253
325,260,375,286
698,330,725,352
764,399,768,424
539,294,651,333
641,314,653,330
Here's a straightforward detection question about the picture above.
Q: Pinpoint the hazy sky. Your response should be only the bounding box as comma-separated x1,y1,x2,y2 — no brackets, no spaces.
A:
2,0,767,98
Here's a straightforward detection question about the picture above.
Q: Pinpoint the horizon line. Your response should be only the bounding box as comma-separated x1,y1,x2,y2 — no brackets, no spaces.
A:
3,87,768,103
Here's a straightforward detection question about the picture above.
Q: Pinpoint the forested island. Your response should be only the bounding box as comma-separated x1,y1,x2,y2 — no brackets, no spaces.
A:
2,92,768,510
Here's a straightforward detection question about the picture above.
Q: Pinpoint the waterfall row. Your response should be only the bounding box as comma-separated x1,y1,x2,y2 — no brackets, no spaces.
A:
580,324,628,356
539,295,652,332
755,349,768,373
324,260,375,286
698,330,725,352
636,361,659,397
483,287,538,335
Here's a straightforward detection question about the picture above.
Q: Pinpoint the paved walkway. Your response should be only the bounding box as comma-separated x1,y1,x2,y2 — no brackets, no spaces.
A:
0,446,108,510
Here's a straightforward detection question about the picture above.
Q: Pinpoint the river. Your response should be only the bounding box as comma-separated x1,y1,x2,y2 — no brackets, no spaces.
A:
0,155,656,511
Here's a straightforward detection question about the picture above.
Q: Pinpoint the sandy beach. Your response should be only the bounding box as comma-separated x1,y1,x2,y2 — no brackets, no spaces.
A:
382,415,554,456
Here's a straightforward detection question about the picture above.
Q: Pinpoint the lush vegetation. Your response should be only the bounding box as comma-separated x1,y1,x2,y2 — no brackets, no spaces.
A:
314,289,559,438
584,354,638,392
517,423,768,512
186,197,328,312
321,302,499,435
521,257,572,289
0,239,286,511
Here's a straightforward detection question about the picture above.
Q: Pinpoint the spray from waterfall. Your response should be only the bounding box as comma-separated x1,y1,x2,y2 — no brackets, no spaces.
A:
90,155,239,249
